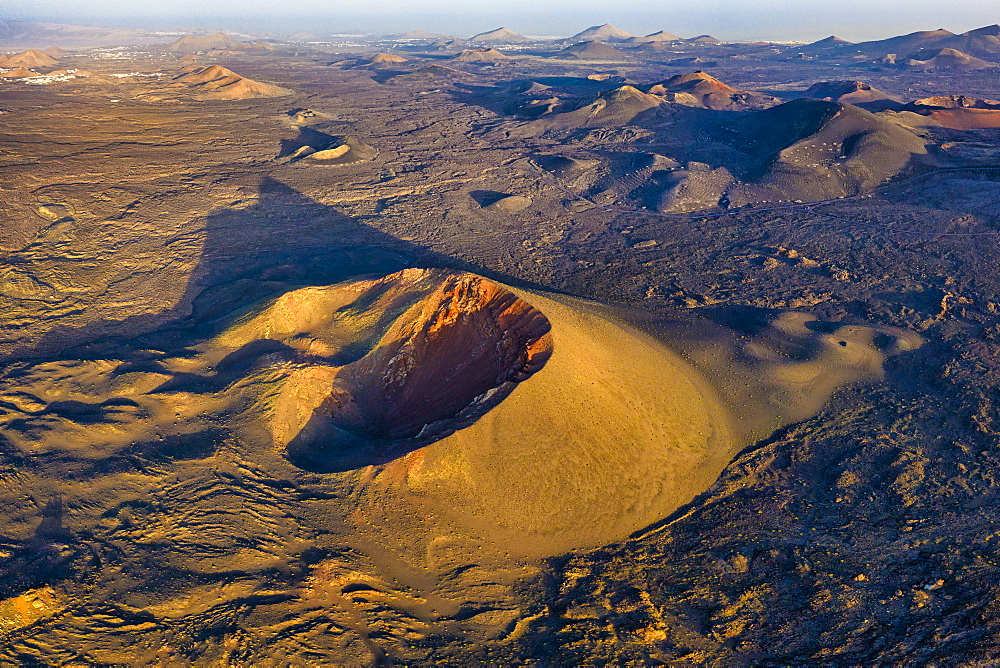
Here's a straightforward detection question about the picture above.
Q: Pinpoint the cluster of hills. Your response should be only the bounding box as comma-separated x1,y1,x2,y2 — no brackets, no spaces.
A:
803,25,1000,70
498,69,956,212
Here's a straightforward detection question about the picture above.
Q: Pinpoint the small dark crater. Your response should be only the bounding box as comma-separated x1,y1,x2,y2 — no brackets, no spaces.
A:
341,583,380,594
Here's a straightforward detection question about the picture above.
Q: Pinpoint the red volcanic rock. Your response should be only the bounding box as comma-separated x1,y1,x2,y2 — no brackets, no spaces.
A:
328,272,552,440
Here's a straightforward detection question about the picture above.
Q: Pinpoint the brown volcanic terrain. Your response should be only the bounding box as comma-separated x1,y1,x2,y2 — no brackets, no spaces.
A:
3,25,1000,665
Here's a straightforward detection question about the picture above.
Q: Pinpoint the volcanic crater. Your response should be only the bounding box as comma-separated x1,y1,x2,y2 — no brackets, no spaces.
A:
216,269,553,471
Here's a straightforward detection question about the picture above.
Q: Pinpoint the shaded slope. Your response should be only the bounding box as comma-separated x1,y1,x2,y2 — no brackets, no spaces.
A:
721,99,930,207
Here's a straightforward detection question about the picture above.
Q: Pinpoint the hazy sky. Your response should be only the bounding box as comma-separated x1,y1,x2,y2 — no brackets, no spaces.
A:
8,0,1000,41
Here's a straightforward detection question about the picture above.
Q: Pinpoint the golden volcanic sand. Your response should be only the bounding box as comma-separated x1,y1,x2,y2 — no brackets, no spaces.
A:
389,284,737,556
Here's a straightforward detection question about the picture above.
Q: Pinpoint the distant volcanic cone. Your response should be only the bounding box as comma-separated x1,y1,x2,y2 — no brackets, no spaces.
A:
0,49,57,67
170,65,292,99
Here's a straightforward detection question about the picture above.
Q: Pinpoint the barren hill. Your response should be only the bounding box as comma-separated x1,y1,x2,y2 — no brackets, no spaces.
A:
0,49,57,67
720,99,930,208
218,267,736,553
41,46,69,58
0,67,35,79
802,80,899,105
852,28,956,55
169,65,292,100
902,95,1000,129
627,30,681,43
469,27,531,43
851,25,1000,59
451,47,510,63
0,19,163,48
568,24,636,42
802,35,853,49
898,47,996,70
604,97,933,213
367,52,407,64
648,71,778,110
513,85,663,134
556,40,628,60
386,64,471,82
919,24,1000,58
167,32,243,53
